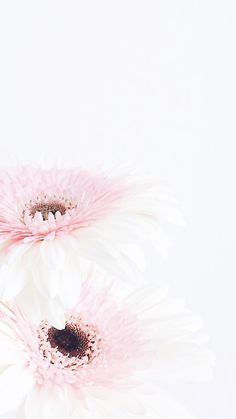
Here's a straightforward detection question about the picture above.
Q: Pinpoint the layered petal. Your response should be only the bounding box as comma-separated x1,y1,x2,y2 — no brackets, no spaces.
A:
0,279,213,418
0,165,183,322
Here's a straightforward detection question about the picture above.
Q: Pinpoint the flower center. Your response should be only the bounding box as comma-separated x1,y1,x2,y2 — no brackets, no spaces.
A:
38,319,102,370
48,325,90,358
29,200,67,221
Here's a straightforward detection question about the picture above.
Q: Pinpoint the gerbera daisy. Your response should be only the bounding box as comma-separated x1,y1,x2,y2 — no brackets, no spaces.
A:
0,164,183,327
0,278,214,419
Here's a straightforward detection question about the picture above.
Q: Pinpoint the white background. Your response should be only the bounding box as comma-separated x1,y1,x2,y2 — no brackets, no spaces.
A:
0,1,235,418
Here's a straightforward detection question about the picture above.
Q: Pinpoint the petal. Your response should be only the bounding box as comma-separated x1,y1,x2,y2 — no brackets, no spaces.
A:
16,284,65,329
40,238,66,271
0,365,34,415
121,244,146,272
0,320,18,340
0,264,28,300
45,298,66,329
32,267,60,299
56,265,82,308
145,341,215,382
0,334,25,366
100,393,146,416
25,386,72,419
25,386,44,419
16,283,45,325
143,391,193,419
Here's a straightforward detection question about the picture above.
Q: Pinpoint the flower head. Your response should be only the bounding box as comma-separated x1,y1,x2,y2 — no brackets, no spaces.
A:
0,165,128,242
0,165,183,327
0,278,214,418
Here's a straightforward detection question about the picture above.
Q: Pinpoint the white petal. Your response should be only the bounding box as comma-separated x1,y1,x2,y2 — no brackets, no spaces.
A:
25,386,45,419
0,265,10,298
0,264,28,300
123,285,168,313
0,320,18,340
145,341,215,382
16,284,65,329
107,393,146,415
45,298,66,329
40,238,66,271
5,242,32,265
32,267,60,299
25,386,72,419
75,231,140,282
0,365,34,415
0,334,25,366
121,244,146,271
143,391,193,419
16,283,44,325
57,267,82,308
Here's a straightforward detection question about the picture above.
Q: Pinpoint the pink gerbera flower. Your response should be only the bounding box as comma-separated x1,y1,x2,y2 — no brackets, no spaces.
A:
0,278,213,419
0,164,183,327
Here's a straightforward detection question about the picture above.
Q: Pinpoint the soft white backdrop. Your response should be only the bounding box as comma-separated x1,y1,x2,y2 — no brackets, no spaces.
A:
0,1,235,418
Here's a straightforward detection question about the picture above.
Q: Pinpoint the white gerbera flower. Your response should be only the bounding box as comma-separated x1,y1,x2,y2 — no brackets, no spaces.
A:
0,164,183,327
0,278,214,419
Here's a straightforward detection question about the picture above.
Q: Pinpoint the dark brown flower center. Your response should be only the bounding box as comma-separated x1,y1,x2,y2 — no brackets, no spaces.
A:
29,200,67,221
48,325,90,358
